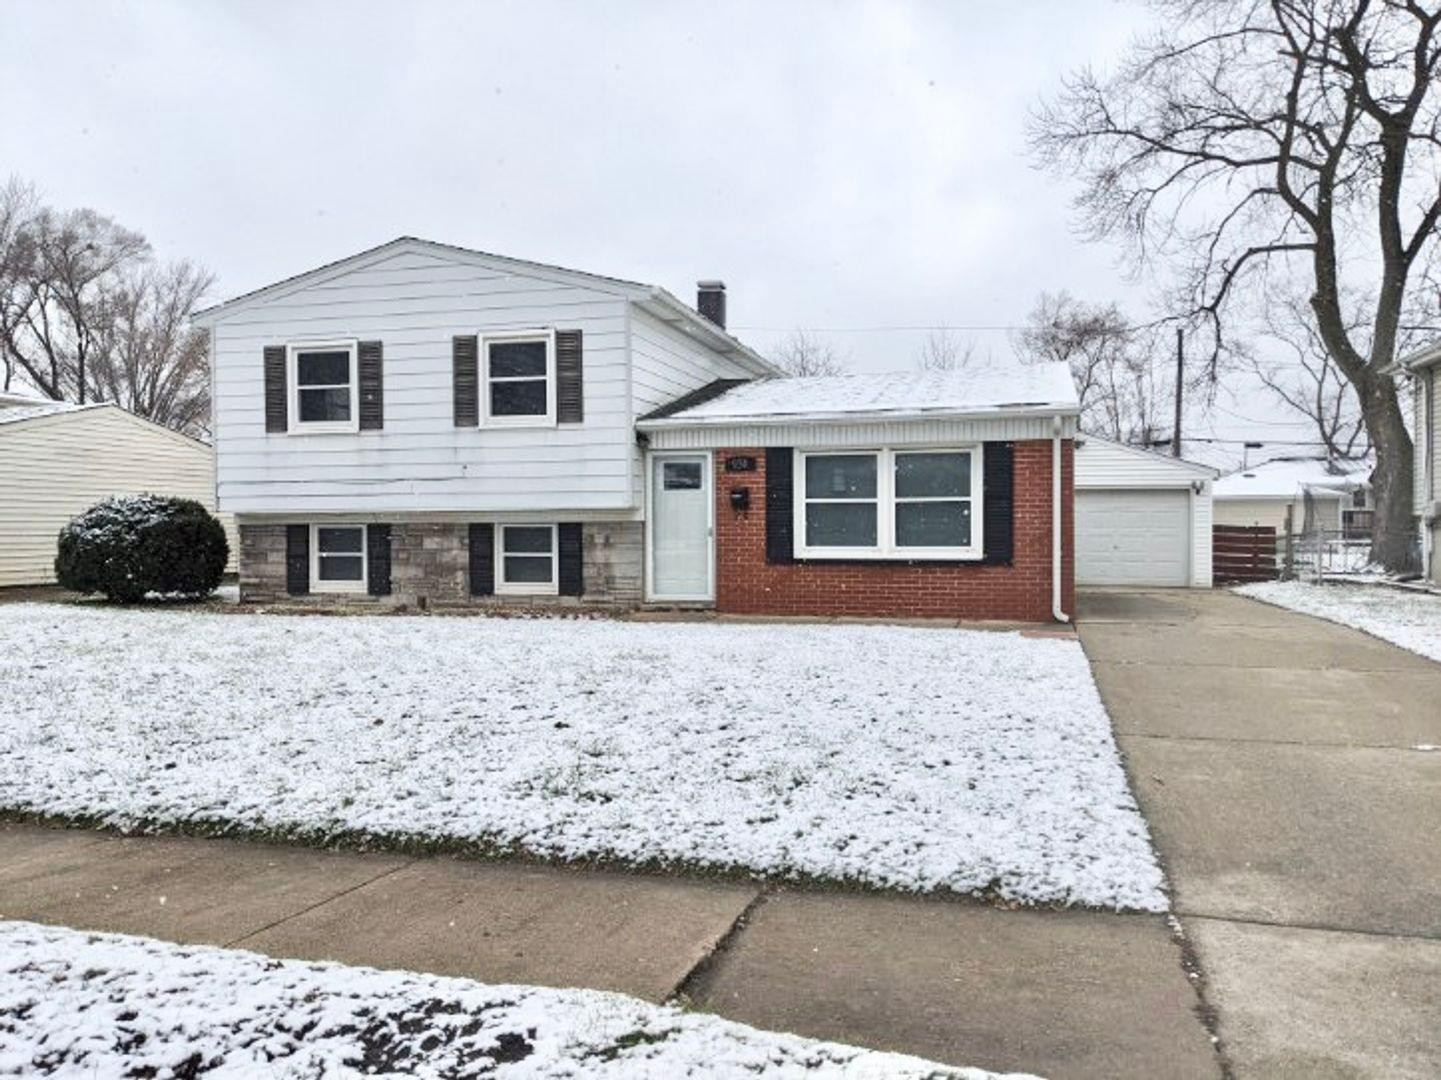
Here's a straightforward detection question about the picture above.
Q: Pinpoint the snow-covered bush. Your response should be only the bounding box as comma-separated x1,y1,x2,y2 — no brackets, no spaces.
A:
55,494,228,603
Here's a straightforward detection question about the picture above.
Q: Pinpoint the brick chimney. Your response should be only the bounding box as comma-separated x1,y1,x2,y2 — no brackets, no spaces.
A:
697,280,726,329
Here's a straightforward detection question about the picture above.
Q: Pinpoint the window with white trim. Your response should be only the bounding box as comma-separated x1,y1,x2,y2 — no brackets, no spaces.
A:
289,341,358,433
311,524,367,592
483,332,555,425
795,447,982,559
496,523,558,594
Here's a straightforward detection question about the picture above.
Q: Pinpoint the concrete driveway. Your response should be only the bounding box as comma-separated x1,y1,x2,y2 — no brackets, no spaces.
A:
1078,588,1441,1080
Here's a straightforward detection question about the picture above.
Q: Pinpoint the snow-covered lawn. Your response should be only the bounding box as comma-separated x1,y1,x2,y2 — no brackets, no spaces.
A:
0,605,1164,911
0,921,1022,1078
1236,581,1441,664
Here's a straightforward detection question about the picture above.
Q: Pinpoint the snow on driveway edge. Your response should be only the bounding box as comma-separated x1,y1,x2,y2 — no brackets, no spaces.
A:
1234,581,1441,664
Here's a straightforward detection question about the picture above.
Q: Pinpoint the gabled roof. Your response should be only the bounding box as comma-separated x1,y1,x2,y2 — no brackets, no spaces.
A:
1213,456,1371,500
637,362,1079,428
0,394,210,449
1076,434,1219,478
189,236,778,377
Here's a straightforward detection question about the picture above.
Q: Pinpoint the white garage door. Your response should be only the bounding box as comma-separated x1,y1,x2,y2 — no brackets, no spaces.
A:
1076,489,1190,586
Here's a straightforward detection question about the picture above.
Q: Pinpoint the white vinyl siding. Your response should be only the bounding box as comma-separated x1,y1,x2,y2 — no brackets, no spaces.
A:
1074,437,1214,587
211,247,634,514
0,407,235,587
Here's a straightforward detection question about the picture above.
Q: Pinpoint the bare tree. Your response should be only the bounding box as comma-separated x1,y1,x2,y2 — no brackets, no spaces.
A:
770,329,847,377
1254,283,1370,460
915,326,979,372
2,203,150,402
1016,292,1170,445
1031,0,1441,570
88,260,215,437
0,177,41,392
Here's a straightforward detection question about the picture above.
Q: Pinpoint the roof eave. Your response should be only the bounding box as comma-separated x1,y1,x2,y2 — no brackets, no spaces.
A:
1397,340,1441,371
636,288,782,377
636,402,1081,431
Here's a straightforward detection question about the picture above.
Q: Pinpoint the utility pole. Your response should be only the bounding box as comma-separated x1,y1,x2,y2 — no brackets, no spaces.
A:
1171,327,1183,457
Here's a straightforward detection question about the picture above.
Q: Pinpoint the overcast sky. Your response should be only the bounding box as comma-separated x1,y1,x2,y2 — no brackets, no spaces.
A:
3,0,1316,465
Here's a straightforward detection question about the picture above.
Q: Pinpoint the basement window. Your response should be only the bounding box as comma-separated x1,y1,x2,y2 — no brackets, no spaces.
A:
310,524,367,593
496,524,558,594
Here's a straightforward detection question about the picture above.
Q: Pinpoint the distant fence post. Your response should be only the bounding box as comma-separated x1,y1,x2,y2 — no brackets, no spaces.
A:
1282,504,1295,580
1213,524,1280,584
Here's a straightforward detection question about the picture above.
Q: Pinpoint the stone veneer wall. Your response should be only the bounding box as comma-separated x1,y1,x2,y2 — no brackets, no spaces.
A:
237,520,645,607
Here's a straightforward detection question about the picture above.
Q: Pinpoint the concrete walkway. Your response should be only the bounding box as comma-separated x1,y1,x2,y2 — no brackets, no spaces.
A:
1078,588,1441,1080
0,822,1217,1079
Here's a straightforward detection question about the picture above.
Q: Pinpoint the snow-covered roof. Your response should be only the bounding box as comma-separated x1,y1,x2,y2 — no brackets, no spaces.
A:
1213,456,1371,500
0,397,100,427
638,362,1078,426
1399,339,1441,371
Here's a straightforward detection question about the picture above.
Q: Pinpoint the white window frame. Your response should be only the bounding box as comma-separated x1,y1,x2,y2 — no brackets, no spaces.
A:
288,340,359,435
495,523,559,595
309,523,368,594
481,329,556,428
793,446,984,560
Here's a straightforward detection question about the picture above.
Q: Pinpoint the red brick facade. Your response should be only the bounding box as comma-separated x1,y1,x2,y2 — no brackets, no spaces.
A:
713,440,1074,622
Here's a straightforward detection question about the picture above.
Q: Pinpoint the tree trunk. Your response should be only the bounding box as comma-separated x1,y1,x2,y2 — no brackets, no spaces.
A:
1363,374,1416,572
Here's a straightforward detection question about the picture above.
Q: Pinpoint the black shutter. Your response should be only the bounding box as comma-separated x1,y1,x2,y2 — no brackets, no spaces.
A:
765,447,794,564
264,346,287,433
367,524,392,596
982,442,1014,564
358,341,384,430
468,523,494,596
285,524,309,595
453,335,479,427
556,329,584,423
557,522,584,596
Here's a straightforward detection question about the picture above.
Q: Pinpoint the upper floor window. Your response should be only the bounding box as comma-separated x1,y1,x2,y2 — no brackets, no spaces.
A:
795,447,982,560
289,341,358,433
484,331,555,426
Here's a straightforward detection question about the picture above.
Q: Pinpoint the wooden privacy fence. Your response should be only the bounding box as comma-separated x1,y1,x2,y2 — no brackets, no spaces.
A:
1213,524,1279,584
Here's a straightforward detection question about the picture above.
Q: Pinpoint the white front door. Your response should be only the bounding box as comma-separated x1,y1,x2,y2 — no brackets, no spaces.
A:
649,453,712,601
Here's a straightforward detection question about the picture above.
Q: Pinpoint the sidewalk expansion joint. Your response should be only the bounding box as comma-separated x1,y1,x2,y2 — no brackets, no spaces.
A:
225,860,415,949
666,884,771,1007
1174,910,1441,943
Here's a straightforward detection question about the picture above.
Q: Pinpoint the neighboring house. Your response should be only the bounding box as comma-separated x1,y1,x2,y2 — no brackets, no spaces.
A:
192,237,1081,620
0,394,235,587
1212,456,1373,537
1074,437,1217,587
1402,340,1440,584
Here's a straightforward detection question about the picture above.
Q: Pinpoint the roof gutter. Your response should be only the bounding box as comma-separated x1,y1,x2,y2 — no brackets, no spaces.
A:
640,288,781,377
636,403,1082,431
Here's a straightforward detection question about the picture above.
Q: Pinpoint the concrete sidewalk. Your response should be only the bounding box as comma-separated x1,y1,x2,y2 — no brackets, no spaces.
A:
0,822,1218,1080
1078,589,1441,1079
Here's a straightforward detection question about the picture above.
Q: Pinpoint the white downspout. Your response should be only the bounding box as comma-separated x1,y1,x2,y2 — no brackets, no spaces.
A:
1052,415,1070,623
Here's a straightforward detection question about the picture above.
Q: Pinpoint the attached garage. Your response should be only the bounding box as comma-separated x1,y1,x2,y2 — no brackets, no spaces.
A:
1075,437,1217,587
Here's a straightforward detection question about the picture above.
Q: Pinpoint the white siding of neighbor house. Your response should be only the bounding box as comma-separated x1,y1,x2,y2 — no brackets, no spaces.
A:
0,407,234,587
1074,437,1214,587
1212,495,1342,533
211,247,637,515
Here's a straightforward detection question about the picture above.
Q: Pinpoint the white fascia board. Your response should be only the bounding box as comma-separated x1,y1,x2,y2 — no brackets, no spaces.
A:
1397,341,1441,372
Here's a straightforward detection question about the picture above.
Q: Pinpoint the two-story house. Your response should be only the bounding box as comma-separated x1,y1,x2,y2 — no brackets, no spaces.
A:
195,238,1080,620
1404,340,1440,584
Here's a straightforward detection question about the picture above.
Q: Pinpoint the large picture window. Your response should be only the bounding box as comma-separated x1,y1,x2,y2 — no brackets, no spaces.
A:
795,447,981,559
289,341,358,433
496,523,558,594
484,332,554,425
310,524,367,592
